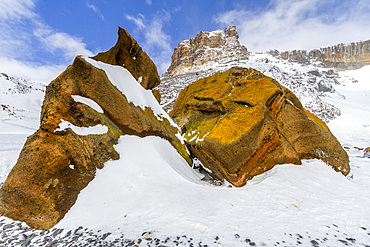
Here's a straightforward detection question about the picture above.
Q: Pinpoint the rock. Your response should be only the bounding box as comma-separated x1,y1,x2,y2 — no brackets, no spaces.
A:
166,26,248,75
0,28,189,230
364,147,370,158
269,40,370,70
92,27,160,90
170,67,350,187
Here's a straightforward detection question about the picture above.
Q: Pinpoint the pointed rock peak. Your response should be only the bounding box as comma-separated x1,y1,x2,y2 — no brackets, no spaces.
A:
92,27,160,90
166,26,248,75
224,26,238,39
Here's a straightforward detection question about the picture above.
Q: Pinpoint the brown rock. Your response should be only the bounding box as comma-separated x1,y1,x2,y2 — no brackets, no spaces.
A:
364,147,370,158
0,34,189,229
170,67,350,187
93,27,160,90
152,89,161,103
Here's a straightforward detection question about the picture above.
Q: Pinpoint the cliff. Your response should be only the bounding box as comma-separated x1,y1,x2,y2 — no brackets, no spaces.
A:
269,40,370,70
166,26,248,74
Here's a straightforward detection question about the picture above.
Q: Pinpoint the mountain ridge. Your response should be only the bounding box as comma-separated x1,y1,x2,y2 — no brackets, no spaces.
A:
268,40,370,70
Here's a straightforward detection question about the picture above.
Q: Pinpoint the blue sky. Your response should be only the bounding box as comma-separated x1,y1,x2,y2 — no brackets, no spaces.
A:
0,0,369,82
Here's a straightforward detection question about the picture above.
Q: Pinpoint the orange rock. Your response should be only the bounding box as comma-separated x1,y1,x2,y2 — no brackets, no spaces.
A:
93,27,160,90
171,67,350,187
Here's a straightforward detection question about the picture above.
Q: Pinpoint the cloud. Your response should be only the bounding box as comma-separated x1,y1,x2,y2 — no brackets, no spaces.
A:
145,0,152,5
0,0,35,20
33,22,94,60
0,0,93,83
0,57,64,83
126,11,172,74
214,0,370,52
86,2,105,20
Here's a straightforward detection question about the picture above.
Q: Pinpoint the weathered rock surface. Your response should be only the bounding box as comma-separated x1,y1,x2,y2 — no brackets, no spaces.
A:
269,40,370,70
93,27,160,90
0,28,189,230
170,67,349,186
167,26,248,75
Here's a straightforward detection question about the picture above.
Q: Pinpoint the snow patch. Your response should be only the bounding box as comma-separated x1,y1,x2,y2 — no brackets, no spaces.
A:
71,95,104,113
55,119,108,136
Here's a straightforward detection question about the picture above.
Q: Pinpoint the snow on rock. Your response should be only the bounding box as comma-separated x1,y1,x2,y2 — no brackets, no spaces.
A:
55,119,108,136
84,57,178,128
71,95,104,113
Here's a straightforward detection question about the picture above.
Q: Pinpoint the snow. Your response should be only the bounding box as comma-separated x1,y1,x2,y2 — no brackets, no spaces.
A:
0,63,370,245
0,74,45,134
55,119,108,136
83,57,177,127
71,95,104,113
54,67,370,245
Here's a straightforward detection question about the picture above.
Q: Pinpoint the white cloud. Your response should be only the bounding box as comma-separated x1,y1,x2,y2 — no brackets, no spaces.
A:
33,22,94,60
0,0,93,83
146,0,153,5
126,12,172,74
0,57,64,83
0,0,35,20
214,0,370,52
86,2,105,20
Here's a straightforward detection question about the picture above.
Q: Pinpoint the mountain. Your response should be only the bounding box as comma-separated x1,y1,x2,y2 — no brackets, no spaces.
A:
166,26,248,75
268,40,370,70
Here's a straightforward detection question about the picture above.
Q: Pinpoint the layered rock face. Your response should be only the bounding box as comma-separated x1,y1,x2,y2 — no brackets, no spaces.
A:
269,40,370,70
170,67,349,187
167,26,248,74
0,27,189,230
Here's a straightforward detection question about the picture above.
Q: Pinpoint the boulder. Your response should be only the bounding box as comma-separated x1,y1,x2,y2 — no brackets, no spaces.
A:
170,67,350,187
0,28,189,230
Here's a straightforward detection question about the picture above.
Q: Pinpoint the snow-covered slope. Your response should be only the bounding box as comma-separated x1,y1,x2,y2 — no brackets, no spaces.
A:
0,62,369,246
0,73,45,183
0,73,45,134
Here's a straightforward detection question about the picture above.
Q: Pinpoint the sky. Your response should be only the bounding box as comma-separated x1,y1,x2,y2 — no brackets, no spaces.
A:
0,0,369,83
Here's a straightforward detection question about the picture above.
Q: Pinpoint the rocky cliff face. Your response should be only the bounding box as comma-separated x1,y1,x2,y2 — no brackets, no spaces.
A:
166,26,248,74
269,40,370,70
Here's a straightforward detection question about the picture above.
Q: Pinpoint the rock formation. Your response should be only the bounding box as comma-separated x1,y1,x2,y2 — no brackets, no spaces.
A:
269,40,370,70
93,27,160,90
0,27,190,230
166,26,248,74
170,67,349,187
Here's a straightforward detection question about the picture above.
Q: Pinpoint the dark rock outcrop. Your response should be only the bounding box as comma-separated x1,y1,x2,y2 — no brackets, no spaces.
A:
269,40,370,70
167,26,248,74
170,67,349,187
0,28,189,230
